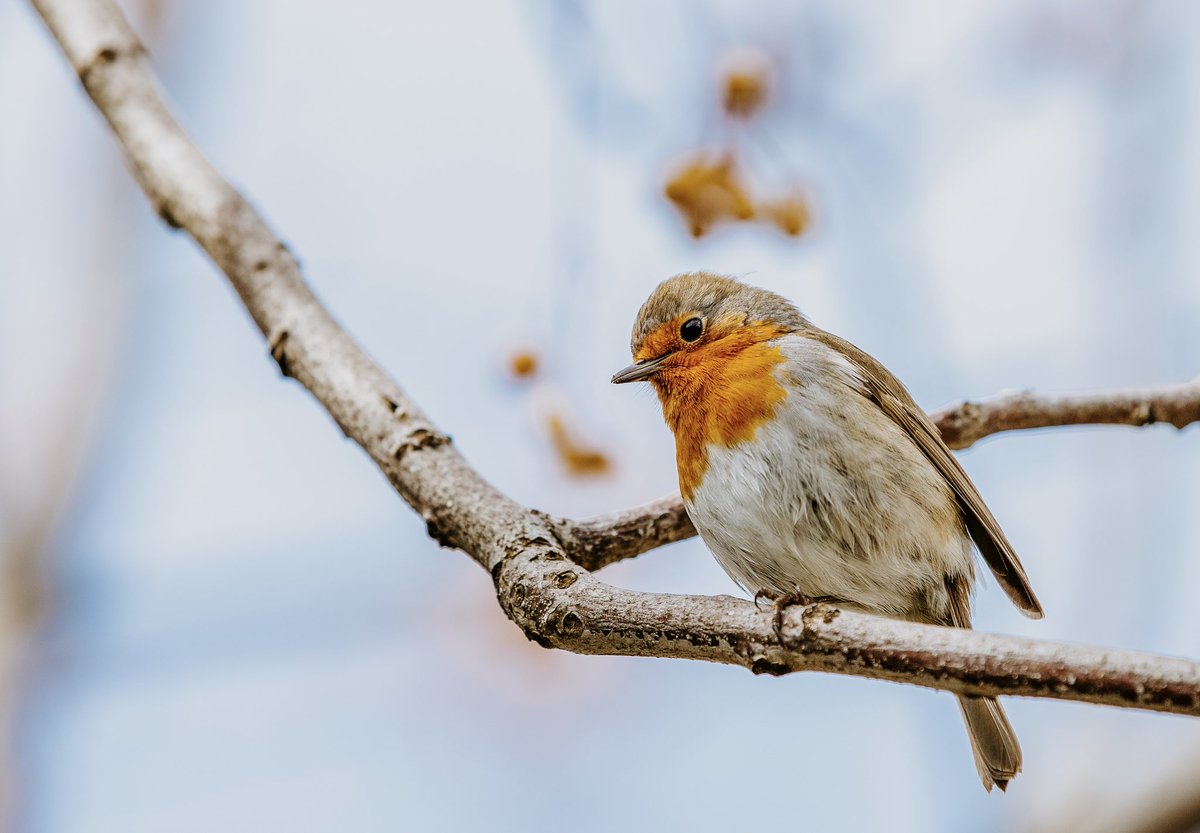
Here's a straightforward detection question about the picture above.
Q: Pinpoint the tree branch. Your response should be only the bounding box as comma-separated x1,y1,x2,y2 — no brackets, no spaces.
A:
561,378,1200,570
32,0,1200,716
550,495,697,572
932,381,1200,450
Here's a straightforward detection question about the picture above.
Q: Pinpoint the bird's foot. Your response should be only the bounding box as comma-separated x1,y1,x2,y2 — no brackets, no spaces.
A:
755,589,841,644
752,589,779,611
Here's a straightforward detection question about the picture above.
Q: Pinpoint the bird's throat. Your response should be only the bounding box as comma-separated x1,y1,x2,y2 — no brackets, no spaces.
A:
652,325,789,501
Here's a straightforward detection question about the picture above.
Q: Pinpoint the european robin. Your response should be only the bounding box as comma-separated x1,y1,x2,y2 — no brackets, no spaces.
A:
612,272,1043,792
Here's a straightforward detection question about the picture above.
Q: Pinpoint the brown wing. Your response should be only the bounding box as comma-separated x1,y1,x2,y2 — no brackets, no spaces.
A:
808,329,1044,619
944,574,973,629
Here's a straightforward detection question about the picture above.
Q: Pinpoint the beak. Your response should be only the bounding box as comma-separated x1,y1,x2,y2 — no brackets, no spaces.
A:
611,353,671,384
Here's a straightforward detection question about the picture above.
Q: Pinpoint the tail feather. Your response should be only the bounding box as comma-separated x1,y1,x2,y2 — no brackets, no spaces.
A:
957,695,1022,792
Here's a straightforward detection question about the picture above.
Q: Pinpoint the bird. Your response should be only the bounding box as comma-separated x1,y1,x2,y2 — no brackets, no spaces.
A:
611,272,1043,792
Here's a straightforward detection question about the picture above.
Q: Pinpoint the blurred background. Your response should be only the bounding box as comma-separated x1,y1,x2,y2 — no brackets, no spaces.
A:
3,0,1200,830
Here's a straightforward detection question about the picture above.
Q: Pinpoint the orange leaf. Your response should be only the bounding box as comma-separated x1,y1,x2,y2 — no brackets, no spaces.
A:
663,153,755,238
760,193,811,237
546,414,611,477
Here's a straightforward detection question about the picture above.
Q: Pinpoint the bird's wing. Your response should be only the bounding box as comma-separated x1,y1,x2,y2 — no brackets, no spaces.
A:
807,329,1044,619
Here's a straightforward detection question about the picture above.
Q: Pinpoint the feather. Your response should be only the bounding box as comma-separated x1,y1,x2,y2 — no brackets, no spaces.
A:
806,327,1044,619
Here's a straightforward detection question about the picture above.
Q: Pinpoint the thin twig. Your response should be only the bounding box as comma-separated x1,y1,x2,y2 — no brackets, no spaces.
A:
30,0,1200,716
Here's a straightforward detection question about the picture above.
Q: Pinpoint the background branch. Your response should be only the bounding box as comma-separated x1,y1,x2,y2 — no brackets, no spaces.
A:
31,0,1200,717
559,379,1200,571
933,380,1200,450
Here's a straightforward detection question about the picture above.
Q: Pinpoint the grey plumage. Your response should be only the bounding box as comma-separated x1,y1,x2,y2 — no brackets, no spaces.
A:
630,272,807,355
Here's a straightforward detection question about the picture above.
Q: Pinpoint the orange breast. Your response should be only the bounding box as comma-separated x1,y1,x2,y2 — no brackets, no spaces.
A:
652,324,789,501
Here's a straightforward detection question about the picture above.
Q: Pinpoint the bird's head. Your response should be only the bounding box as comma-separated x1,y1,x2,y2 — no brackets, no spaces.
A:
611,272,807,387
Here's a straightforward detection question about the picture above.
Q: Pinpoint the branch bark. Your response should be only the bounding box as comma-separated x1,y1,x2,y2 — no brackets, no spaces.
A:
31,0,1200,716
932,381,1200,450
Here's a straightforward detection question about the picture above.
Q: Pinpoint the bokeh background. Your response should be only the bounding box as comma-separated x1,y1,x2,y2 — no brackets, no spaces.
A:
3,1,1200,831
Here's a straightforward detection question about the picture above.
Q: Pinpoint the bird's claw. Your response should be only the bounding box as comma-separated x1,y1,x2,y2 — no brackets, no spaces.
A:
753,589,776,611
756,589,840,644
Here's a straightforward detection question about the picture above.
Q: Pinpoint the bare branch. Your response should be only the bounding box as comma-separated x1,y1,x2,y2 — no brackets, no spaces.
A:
553,379,1200,569
933,380,1200,451
551,495,696,572
31,0,1200,716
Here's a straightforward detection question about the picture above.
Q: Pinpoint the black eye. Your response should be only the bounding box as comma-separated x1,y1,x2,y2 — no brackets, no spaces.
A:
679,317,704,342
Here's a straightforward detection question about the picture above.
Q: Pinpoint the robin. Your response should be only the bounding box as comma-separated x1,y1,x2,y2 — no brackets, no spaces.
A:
612,272,1042,792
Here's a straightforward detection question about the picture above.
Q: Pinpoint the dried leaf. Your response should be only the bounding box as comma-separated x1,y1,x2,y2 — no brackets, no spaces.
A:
546,414,611,476
663,153,755,238
509,350,539,380
719,49,772,119
761,192,811,237
722,69,769,119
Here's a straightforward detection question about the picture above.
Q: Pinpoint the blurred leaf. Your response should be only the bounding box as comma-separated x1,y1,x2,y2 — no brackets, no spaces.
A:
546,414,611,476
663,153,755,238
508,350,539,380
761,192,811,237
720,51,771,119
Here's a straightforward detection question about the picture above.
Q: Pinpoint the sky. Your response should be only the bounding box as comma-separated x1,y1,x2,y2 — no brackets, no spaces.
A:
2,1,1200,831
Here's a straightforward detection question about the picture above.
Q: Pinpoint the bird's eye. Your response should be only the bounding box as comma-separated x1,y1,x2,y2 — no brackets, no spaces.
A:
679,317,704,342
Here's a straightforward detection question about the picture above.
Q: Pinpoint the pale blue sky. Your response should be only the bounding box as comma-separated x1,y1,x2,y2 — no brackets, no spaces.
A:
3,1,1199,831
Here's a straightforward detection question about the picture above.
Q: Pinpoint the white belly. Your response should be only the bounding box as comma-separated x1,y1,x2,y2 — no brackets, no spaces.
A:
684,338,974,620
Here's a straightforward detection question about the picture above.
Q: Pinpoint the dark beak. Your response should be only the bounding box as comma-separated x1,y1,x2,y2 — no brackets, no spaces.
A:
611,353,671,384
